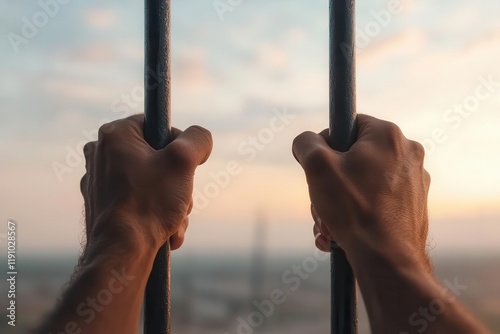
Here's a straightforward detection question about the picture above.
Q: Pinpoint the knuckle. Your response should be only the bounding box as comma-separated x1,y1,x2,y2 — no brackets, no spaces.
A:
177,201,191,216
97,124,123,153
97,123,120,144
171,200,188,216
80,175,88,194
83,142,95,159
381,121,404,144
383,121,403,138
409,140,426,161
424,169,431,186
292,131,314,150
379,121,406,153
98,123,114,138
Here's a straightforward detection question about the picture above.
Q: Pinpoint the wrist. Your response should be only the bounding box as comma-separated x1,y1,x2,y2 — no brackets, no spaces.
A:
341,214,432,275
83,209,161,267
47,232,155,334
81,235,157,273
345,234,432,281
347,240,439,333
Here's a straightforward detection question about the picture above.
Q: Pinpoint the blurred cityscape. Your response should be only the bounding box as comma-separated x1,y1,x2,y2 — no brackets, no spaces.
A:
1,234,499,333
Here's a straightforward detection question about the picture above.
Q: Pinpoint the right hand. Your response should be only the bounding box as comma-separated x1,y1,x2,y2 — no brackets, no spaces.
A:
292,114,431,270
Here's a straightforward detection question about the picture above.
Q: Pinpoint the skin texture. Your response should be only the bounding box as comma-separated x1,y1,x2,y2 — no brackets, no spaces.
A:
37,115,212,334
38,113,490,334
292,114,490,334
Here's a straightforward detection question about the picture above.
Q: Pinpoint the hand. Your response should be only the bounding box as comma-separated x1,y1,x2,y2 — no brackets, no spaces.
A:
292,114,431,270
80,115,212,259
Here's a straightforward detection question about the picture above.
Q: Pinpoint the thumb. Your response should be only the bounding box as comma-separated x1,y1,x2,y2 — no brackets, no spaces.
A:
160,125,213,173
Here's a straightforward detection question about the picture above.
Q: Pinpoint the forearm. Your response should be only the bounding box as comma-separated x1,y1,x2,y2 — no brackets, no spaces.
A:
37,242,156,334
348,241,490,334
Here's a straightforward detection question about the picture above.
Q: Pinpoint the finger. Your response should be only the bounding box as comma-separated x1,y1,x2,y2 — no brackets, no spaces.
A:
81,142,96,231
82,141,96,197
170,217,189,251
292,130,328,162
353,114,379,139
97,114,144,140
97,114,180,147
314,224,330,252
292,131,342,176
83,142,96,172
310,204,321,224
123,114,145,130
318,128,330,142
313,222,330,241
98,114,169,147
353,114,405,145
170,127,182,140
161,125,213,172
124,115,184,145
311,204,332,239
187,198,194,215
82,141,100,239
424,170,431,191
80,174,89,197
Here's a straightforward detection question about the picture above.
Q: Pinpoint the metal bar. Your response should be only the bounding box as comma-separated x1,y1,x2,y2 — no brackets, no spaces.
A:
329,1,358,333
144,0,172,333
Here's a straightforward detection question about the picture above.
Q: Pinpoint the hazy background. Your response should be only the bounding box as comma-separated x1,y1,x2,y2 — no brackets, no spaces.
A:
0,0,499,332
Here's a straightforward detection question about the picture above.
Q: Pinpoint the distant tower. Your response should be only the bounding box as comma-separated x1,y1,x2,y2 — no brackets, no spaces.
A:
250,209,267,304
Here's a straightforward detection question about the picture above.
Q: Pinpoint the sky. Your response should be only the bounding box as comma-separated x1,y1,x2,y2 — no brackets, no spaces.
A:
0,0,499,258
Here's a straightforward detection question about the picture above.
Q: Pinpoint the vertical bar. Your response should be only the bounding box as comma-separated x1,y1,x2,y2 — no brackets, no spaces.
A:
144,0,172,333
329,1,358,333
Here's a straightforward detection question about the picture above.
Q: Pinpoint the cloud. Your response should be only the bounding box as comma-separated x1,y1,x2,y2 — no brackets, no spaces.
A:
83,9,118,29
43,77,113,103
60,43,117,63
358,29,427,72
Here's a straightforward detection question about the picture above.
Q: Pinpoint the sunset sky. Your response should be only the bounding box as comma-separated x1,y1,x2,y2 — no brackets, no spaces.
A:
1,0,499,258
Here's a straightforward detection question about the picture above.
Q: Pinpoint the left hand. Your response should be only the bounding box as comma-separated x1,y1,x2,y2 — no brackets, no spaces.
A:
80,115,212,259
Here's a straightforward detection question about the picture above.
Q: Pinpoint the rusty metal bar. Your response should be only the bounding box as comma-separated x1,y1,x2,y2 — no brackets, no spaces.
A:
329,0,358,333
144,0,172,333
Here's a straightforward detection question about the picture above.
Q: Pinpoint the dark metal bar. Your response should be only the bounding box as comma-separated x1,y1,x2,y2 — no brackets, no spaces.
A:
329,1,358,333
144,0,172,333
